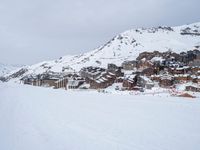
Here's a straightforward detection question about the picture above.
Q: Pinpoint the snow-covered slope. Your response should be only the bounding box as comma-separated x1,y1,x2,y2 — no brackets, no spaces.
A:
0,63,20,76
0,83,200,150
6,22,200,78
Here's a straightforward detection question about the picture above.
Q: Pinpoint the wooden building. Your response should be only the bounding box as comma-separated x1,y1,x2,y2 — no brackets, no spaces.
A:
174,74,192,84
79,66,105,80
185,85,200,92
67,77,85,89
107,64,123,77
20,75,38,86
159,75,174,88
137,75,154,89
169,67,190,75
115,77,124,83
137,60,154,69
150,75,161,82
90,72,116,89
122,74,137,90
122,61,138,70
192,76,200,84
55,78,68,89
141,67,155,76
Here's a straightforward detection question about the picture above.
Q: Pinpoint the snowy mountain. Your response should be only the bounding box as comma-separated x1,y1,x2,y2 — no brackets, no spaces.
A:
4,22,200,80
0,63,20,76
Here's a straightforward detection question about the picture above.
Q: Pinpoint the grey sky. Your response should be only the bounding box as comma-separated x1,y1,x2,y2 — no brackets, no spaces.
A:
0,0,200,65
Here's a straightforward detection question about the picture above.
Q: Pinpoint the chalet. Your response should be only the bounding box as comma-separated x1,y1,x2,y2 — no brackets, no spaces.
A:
115,77,124,83
161,59,181,68
191,67,200,74
150,56,165,65
150,57,165,74
179,52,188,63
192,76,200,84
137,76,154,89
193,49,200,58
137,60,154,69
79,66,106,80
67,76,85,89
55,78,68,89
38,76,60,87
187,50,197,62
20,75,38,85
185,85,200,92
141,67,155,76
122,61,137,70
174,74,191,83
150,75,161,82
122,74,137,90
196,70,200,76
189,59,200,67
150,56,165,68
90,72,116,89
159,74,174,88
169,66,190,75
180,50,200,64
121,70,135,76
107,64,123,77
159,68,171,75
132,86,144,91
90,79,112,89
40,79,58,87
196,53,200,60
22,71,69,88
34,72,63,88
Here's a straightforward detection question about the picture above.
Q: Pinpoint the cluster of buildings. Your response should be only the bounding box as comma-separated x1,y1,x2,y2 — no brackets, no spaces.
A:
20,48,200,93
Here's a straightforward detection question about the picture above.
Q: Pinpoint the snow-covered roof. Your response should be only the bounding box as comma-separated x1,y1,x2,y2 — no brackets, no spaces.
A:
122,70,134,75
160,74,173,80
68,79,83,86
140,76,153,84
124,74,136,82
185,82,200,88
174,74,190,77
151,57,165,62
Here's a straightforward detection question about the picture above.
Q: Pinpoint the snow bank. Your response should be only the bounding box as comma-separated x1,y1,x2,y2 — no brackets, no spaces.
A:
0,83,200,150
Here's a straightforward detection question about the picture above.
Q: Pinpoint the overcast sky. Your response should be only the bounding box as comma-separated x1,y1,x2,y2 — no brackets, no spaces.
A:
0,0,200,65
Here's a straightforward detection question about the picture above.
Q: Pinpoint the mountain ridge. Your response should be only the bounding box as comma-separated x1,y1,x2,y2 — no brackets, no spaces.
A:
0,63,21,76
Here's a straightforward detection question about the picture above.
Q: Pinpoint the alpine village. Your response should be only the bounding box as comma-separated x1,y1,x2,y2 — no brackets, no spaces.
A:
3,46,200,98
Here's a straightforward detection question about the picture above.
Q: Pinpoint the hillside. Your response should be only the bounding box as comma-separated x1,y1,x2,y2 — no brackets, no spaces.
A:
4,22,200,80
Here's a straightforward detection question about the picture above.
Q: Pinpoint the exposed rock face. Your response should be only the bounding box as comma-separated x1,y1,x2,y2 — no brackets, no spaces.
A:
181,26,200,36
4,68,28,81
0,76,6,82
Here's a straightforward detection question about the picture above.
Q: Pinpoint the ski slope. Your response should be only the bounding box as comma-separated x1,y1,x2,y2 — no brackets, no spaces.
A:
0,82,200,150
